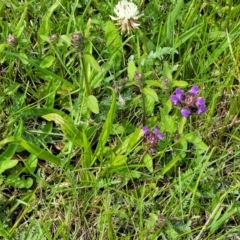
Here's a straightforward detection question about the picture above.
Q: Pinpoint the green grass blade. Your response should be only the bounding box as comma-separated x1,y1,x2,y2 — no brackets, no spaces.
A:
204,22,240,69
0,137,61,166
92,87,116,165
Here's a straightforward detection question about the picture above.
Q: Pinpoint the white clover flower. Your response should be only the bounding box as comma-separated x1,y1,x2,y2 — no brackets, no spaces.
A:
110,0,143,34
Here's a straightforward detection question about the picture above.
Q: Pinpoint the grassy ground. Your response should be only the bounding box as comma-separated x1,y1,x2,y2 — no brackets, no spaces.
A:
0,0,240,239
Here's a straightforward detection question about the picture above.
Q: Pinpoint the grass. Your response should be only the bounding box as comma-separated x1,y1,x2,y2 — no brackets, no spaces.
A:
0,0,240,239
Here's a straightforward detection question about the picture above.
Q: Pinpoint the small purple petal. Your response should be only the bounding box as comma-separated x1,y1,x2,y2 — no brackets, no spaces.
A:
157,133,164,139
153,126,159,134
197,106,207,114
181,108,191,117
142,126,149,134
188,86,199,95
196,97,205,107
175,88,184,99
171,95,180,105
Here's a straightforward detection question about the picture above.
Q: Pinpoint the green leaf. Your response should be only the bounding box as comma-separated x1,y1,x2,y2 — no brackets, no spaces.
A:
40,55,55,68
186,133,209,151
174,24,202,48
165,0,184,45
110,155,127,166
42,112,83,147
205,22,240,69
87,95,99,114
115,128,142,155
0,159,18,174
24,155,38,174
19,52,29,64
93,88,116,165
127,60,137,80
37,1,60,46
82,131,92,168
0,137,61,166
160,156,180,176
5,175,33,189
143,87,159,102
84,53,101,72
143,153,153,172
160,112,177,133
172,80,188,88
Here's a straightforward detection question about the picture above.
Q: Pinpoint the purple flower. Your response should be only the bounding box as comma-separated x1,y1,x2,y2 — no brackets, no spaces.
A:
170,86,207,117
181,109,191,117
188,86,199,95
142,126,164,154
171,88,184,105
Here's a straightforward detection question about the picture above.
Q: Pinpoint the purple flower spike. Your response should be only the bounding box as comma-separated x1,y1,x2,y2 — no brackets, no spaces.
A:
196,97,205,107
188,86,199,95
197,106,207,114
142,126,164,154
142,126,149,134
181,109,191,117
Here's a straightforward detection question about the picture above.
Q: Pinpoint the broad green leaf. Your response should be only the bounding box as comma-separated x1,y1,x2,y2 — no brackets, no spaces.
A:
84,53,101,72
104,21,123,68
143,87,159,102
42,112,83,147
110,155,127,166
145,80,162,88
19,53,29,64
40,55,55,68
186,133,209,151
5,175,33,189
172,80,188,88
4,82,21,95
24,155,38,174
105,21,122,55
87,95,99,114
143,153,153,173
160,112,177,133
0,137,61,166
127,60,137,80
93,88,116,165
145,95,155,115
0,159,18,174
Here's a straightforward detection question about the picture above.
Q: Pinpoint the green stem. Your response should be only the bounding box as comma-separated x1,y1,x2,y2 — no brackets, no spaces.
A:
81,53,91,96
178,117,187,135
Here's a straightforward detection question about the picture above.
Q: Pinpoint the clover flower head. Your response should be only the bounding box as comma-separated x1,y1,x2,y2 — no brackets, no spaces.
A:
170,86,207,117
142,126,164,154
110,0,143,34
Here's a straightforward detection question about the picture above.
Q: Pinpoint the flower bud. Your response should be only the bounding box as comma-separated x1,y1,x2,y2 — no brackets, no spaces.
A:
7,34,18,47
